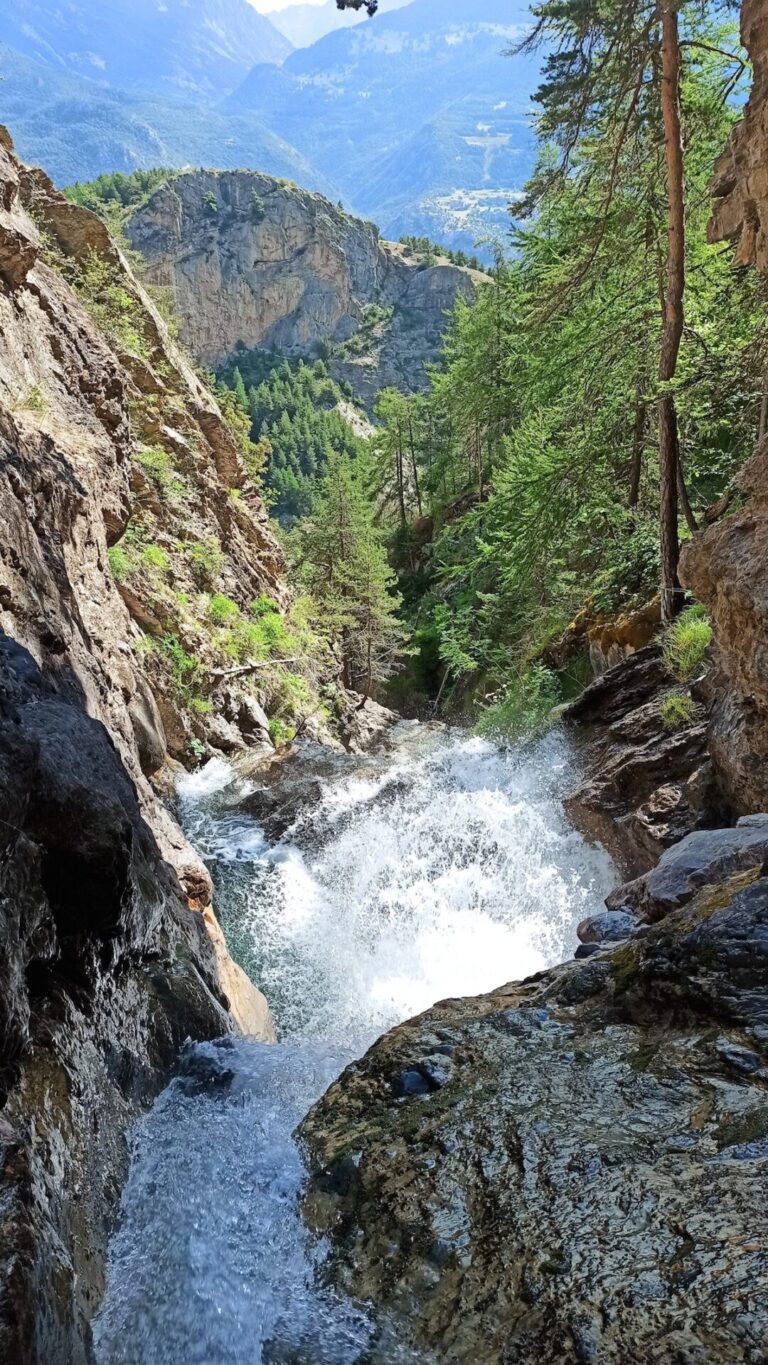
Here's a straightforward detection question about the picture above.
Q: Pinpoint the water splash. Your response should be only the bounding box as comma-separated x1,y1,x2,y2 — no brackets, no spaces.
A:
94,727,614,1363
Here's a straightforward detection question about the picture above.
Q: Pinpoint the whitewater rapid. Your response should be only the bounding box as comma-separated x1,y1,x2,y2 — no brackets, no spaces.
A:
93,726,614,1364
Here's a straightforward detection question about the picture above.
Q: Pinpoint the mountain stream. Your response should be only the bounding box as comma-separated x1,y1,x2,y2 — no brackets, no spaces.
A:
93,724,614,1364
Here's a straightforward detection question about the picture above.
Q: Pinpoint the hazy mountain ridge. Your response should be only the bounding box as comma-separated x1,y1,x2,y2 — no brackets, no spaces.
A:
0,0,291,100
0,0,539,254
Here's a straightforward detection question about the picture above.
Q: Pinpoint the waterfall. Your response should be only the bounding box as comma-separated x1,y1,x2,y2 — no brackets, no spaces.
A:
93,726,614,1364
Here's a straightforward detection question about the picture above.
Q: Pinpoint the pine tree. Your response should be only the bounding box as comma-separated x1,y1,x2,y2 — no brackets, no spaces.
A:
299,450,405,695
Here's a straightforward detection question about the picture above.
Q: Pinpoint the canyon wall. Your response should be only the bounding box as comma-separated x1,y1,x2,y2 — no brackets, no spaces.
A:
0,129,277,1361
681,0,768,812
123,169,482,405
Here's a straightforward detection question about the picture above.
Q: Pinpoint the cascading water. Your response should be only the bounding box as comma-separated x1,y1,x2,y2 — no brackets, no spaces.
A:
93,725,615,1364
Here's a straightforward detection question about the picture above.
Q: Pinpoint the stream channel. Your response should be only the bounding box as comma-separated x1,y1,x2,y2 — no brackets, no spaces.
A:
93,722,615,1364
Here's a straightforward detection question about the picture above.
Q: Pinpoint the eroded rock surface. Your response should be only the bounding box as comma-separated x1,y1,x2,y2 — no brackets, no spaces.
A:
0,129,276,1361
123,169,483,405
300,874,768,1364
564,648,725,878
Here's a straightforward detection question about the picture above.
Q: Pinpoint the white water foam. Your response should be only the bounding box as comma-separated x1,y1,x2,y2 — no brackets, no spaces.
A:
94,727,615,1364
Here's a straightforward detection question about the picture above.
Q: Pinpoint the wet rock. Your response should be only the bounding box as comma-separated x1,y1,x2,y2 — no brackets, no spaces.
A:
300,876,768,1363
608,817,768,921
128,675,167,776
577,910,638,944
564,649,725,878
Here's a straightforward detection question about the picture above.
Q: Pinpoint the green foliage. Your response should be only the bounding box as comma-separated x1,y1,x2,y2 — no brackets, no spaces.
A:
207,594,240,625
250,190,266,222
158,633,198,695
660,691,698,730
72,249,149,358
65,169,173,225
662,606,712,683
185,538,224,586
18,385,46,413
368,12,758,714
399,235,483,273
295,448,406,694
475,666,560,745
202,190,218,216
107,545,130,582
217,351,367,523
136,445,186,501
141,543,168,572
268,717,297,747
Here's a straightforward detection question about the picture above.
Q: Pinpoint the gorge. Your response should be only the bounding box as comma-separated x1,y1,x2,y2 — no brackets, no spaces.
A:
3,0,768,1360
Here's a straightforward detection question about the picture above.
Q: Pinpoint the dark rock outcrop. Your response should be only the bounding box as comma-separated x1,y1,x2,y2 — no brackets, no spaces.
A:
300,871,768,1363
564,648,726,878
122,169,484,406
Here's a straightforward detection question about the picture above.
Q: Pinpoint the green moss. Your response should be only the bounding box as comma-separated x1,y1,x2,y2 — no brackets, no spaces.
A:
610,942,642,990
714,1106,768,1151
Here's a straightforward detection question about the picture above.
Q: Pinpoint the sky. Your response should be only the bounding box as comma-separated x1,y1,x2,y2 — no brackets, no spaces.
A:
248,0,330,10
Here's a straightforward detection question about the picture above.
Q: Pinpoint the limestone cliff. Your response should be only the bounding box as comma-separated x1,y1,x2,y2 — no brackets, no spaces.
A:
0,128,276,1362
121,169,483,406
680,0,768,811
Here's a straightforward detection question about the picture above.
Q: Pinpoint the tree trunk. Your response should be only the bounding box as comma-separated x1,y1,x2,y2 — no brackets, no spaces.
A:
657,0,685,622
629,376,647,511
677,457,698,534
407,415,423,516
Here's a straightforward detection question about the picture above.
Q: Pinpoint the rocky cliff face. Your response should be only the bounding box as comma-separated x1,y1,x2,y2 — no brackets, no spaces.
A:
0,128,277,1362
123,169,483,405
301,865,768,1363
680,0,768,812
709,0,768,268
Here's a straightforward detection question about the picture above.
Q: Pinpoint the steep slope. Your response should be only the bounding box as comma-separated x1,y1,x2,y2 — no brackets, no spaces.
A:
681,0,768,812
227,0,538,253
122,168,484,404
0,128,278,1361
0,0,291,102
0,43,330,193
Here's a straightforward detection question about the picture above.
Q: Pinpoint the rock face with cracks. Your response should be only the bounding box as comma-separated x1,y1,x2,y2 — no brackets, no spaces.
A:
122,168,483,406
300,873,768,1364
0,128,276,1363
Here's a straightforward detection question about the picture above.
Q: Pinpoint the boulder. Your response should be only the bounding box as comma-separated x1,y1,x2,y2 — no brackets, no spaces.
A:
607,815,768,921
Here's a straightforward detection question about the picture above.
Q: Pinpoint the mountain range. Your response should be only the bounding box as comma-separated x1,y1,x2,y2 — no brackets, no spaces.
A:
0,0,540,255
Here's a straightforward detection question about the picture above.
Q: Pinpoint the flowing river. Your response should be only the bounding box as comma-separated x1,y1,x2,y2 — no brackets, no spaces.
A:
93,724,614,1364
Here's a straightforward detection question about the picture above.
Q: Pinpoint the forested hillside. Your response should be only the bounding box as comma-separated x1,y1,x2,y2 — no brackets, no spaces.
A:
358,0,761,725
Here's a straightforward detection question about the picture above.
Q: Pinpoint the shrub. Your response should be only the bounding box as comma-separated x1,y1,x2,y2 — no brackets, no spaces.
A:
108,545,131,582
189,697,212,715
136,446,186,501
186,539,224,586
19,385,46,413
250,190,266,222
159,634,198,694
476,665,560,745
268,717,296,747
141,543,168,572
202,190,218,216
74,250,149,358
660,691,698,730
662,605,712,684
207,594,240,625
